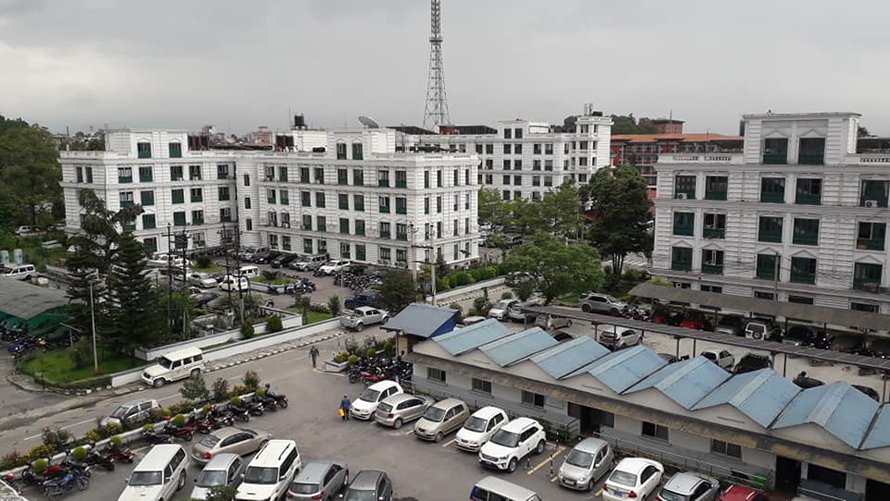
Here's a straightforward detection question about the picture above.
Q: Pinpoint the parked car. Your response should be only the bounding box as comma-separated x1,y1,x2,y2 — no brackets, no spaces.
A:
597,324,642,351
188,272,218,289
253,251,281,265
744,319,782,341
478,417,546,473
189,453,244,501
237,248,259,262
602,457,664,501
191,291,220,307
190,427,272,464
286,460,348,501
657,471,720,501
14,225,35,236
344,291,382,310
831,335,866,354
350,381,403,420
290,254,328,271
658,353,679,364
375,393,433,429
488,299,518,320
147,253,188,269
506,298,544,322
718,484,768,501
413,398,470,442
339,306,388,331
236,440,301,501
793,371,825,389
118,444,189,501
701,349,735,370
455,406,508,452
714,315,746,336
141,347,205,387
785,325,830,349
853,384,880,402
270,253,299,269
0,264,36,280
218,275,249,292
342,470,392,501
679,311,713,331
471,476,541,501
534,313,572,330
100,398,161,427
550,330,574,343
580,293,628,316
318,260,351,275
557,437,614,492
461,316,487,326
733,353,772,375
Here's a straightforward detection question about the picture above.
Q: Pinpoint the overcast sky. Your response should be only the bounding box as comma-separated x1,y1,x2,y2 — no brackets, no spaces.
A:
2,0,889,136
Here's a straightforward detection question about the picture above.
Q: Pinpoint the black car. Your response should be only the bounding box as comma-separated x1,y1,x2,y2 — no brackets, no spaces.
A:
343,470,392,501
853,385,880,402
793,371,825,389
733,353,772,374
714,315,746,336
191,291,220,307
271,253,299,268
254,251,282,264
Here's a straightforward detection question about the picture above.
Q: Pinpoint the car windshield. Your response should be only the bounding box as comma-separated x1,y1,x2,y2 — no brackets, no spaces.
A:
565,449,595,469
244,466,278,484
196,470,227,488
129,471,162,486
604,295,618,303
609,470,637,487
377,402,392,413
463,416,488,433
158,357,173,369
656,489,687,501
703,352,716,361
199,435,220,448
359,389,380,402
345,490,377,501
109,405,128,418
289,481,320,494
423,407,447,422
494,300,511,310
490,429,520,448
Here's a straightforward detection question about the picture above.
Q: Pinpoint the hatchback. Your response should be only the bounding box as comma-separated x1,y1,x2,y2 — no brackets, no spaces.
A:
657,471,720,501
455,406,508,452
603,458,663,501
375,394,433,429
287,460,348,501
413,398,469,442
189,453,244,500
558,437,613,491
341,470,392,501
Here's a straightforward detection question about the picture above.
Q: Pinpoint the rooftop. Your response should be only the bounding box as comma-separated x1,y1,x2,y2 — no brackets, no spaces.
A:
772,382,880,449
626,356,730,410
434,319,512,356
0,278,68,320
611,133,742,143
479,327,557,367
381,303,459,339
693,368,801,428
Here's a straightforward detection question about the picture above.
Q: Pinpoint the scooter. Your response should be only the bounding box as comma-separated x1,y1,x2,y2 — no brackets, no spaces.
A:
142,428,174,444
162,422,194,441
245,400,265,417
82,443,115,472
105,443,134,464
227,403,251,423
42,470,89,499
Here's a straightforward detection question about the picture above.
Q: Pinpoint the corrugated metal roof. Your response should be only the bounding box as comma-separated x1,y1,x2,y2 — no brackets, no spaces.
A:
435,319,512,356
0,278,68,320
772,382,880,448
381,303,459,339
693,368,801,428
626,356,731,409
530,337,610,380
480,327,558,367
862,405,890,450
585,345,667,394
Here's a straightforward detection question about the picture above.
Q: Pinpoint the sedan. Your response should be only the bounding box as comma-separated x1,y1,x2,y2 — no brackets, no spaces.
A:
603,458,663,501
657,471,720,501
188,272,219,289
287,460,348,501
191,427,272,464
375,394,433,429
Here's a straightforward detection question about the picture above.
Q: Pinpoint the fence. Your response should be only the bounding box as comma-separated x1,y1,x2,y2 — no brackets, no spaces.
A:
429,277,507,305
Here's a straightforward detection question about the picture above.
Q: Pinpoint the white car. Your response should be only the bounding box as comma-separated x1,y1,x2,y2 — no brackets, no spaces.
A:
147,253,189,269
602,458,664,501
597,324,642,351
455,406,508,452
350,381,403,420
339,307,388,331
236,440,301,501
14,226,36,236
318,260,351,275
187,272,219,289
478,417,546,473
118,444,189,501
218,275,249,292
488,299,518,320
701,348,735,370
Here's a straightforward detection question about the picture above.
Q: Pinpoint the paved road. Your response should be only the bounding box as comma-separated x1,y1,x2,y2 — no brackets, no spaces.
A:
0,356,67,420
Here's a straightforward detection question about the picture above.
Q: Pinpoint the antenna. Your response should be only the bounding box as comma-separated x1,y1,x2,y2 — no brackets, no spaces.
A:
358,116,380,129
423,0,451,130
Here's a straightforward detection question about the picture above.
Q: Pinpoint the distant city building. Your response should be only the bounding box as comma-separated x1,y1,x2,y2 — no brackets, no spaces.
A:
639,117,685,134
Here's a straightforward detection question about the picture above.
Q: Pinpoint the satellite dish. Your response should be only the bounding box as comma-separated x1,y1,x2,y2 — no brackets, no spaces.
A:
358,115,380,129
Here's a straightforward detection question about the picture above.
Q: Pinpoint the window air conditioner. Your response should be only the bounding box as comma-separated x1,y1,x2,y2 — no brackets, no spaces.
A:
675,193,688,200
865,200,879,208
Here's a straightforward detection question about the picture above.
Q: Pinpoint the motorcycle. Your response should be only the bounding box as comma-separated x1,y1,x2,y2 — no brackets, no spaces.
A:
82,443,115,472
142,427,174,444
256,394,278,412
348,365,363,384
227,403,251,423
105,443,135,464
163,422,194,441
43,470,89,500
245,400,265,417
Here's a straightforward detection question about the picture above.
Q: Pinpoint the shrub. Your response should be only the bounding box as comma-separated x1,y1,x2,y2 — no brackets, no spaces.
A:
83,429,101,444
451,271,474,287
70,339,93,369
0,450,25,471
231,396,242,407
472,296,489,315
365,348,376,358
26,445,54,462
70,447,87,463
328,295,341,317
436,277,451,291
501,291,513,300
172,414,187,428
266,315,283,333
256,388,266,398
180,371,210,401
31,458,47,474
515,280,535,301
41,426,71,450
196,256,212,268
383,341,393,354
241,320,255,339
333,352,348,364
110,435,123,447
347,355,359,366
101,422,122,438
231,385,249,396
212,378,230,402
310,303,331,314
141,424,154,433
242,370,261,390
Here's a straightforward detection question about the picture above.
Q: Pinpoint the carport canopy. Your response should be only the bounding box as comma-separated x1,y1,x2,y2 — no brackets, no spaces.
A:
0,278,68,320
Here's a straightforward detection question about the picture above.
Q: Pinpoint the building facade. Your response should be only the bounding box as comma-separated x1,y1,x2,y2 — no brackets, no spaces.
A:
60,128,480,270
652,111,890,313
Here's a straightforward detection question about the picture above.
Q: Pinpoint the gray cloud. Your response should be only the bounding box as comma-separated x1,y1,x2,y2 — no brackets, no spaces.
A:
1,0,889,135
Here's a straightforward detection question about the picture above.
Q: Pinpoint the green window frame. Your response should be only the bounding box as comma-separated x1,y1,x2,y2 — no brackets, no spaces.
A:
857,222,886,251
191,210,204,225
672,212,695,236
137,142,151,159
142,214,156,230
763,138,787,164
278,166,288,182
703,213,726,239
396,197,407,215
337,169,348,186
756,254,779,280
790,257,817,284
671,247,692,272
760,177,785,203
353,169,364,186
317,216,326,233
168,142,181,158
336,143,347,160
300,167,310,183
674,175,696,199
704,176,728,200
218,186,230,201
379,222,391,239
140,190,155,206
395,170,407,188
172,189,184,204
795,178,822,205
758,216,783,243
379,196,391,214
301,191,311,207
798,138,825,165
138,166,153,183
338,194,349,210
854,263,883,290
355,244,366,261
355,220,365,236
352,142,363,160
701,249,724,275
173,212,186,227
860,180,889,208
170,165,183,181
118,167,133,184
315,192,326,208
190,188,203,203
792,218,819,246
339,218,349,235
354,195,364,212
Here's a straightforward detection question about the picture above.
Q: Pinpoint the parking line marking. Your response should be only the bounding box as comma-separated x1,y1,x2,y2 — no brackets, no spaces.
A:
403,429,414,435
24,418,97,441
550,476,557,482
527,445,565,475
594,489,602,497
441,438,456,448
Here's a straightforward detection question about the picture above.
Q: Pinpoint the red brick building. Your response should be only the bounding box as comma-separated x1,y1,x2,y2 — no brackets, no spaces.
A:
639,118,685,134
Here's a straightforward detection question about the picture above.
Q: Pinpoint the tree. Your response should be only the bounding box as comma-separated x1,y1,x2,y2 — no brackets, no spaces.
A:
68,189,144,275
539,181,582,238
582,165,653,277
478,188,505,226
328,295,341,317
859,126,872,137
505,233,605,304
610,114,658,134
0,116,61,227
107,233,162,353
377,270,419,314
266,315,283,333
180,372,209,402
240,320,255,339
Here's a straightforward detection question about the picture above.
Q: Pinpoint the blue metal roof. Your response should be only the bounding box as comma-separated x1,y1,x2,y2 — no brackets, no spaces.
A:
434,319,512,356
530,337,610,380
479,327,559,367
626,356,730,409
585,345,667,394
381,303,460,339
862,405,890,450
693,368,801,428
772,382,880,449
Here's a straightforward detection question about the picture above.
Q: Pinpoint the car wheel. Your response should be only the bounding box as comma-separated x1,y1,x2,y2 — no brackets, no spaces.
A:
153,378,166,388
581,304,591,313
610,308,619,316
177,472,185,491
393,418,403,429
190,368,201,378
535,440,545,455
507,458,517,473
434,432,443,443
355,323,364,332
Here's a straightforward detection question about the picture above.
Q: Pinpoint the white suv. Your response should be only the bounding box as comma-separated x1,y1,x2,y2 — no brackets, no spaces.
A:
579,293,627,316
236,440,301,501
318,260,351,275
478,417,546,473
350,381,403,420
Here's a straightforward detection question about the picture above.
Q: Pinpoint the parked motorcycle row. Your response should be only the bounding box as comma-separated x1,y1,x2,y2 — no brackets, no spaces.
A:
1,317,77,362
347,355,413,386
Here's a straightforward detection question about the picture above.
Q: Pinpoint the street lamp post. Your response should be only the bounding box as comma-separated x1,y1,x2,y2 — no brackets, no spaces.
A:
88,281,98,372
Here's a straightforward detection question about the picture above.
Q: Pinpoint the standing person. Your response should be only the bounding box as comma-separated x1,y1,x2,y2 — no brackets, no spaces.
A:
339,394,351,420
309,345,319,368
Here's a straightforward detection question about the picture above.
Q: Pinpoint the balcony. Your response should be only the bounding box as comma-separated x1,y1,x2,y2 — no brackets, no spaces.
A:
378,180,390,188
379,206,390,214
705,191,727,201
138,150,151,159
762,153,787,165
380,231,391,239
395,181,407,188
396,207,407,215
671,260,692,272
798,153,824,165
703,228,725,239
701,264,723,275
758,230,782,243
793,233,818,246
673,225,694,237
396,233,408,241
657,153,743,165
118,176,133,184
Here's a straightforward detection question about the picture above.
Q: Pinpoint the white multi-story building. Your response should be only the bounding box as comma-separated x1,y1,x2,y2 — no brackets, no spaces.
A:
60,128,480,270
395,104,612,200
652,111,890,313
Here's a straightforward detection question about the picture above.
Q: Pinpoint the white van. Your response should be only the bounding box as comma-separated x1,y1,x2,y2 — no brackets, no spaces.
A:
471,476,541,501
239,265,260,278
219,275,249,292
1,264,36,280
141,347,205,388
118,444,189,501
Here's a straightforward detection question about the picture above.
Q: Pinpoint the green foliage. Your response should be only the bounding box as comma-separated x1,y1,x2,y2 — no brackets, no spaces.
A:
450,304,463,313
107,233,163,352
212,377,230,402
110,435,123,447
480,183,581,239
436,276,451,291
195,256,212,268
180,372,210,401
69,339,93,369
610,114,658,134
333,352,348,363
261,269,282,282
582,166,653,277
0,450,25,471
230,396,242,407
70,447,87,462
172,414,186,428
266,315,283,333
451,271,474,287
31,458,48,474
327,295,342,317
255,388,265,398
501,291,513,300
291,292,312,320
649,276,673,287
366,348,376,358
205,485,238,501
377,269,419,314
505,233,605,304
26,445,54,462
478,188,504,226
347,355,359,366
0,116,62,228
41,427,72,450
101,423,122,438
472,296,490,315
242,370,261,390
383,341,394,355
241,320,255,339
141,424,154,433
83,429,101,443
515,280,535,301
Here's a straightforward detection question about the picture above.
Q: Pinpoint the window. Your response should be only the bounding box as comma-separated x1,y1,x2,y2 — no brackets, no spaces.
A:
353,194,364,212
790,256,817,284
503,159,511,171
792,218,819,246
503,144,512,155
338,194,349,210
514,160,522,171
355,219,365,236
424,171,430,189
336,143,347,160
314,167,324,184
217,164,230,179
243,173,250,186
503,175,511,185
353,169,364,186
142,214,156,230
755,291,775,300
436,221,442,238
377,170,390,187
857,222,886,251
514,128,523,139
544,176,553,187
852,302,879,313
218,186,230,201
788,295,813,304
300,167,310,183
380,247,391,261
380,222,391,239
172,189,184,204
118,167,132,184
192,210,204,225
142,237,157,254
756,254,780,280
642,422,669,441
76,167,84,183
339,218,349,235
703,213,726,239
437,170,443,187
504,128,511,139
795,178,822,205
169,165,183,181
189,165,202,180
173,211,186,227
396,170,407,188
379,196,390,214
798,137,825,165
860,180,889,208
521,390,544,408
315,192,326,208
138,166,153,183
396,223,408,241
267,166,279,183
452,219,459,236
280,190,289,205
854,262,882,290
763,138,788,164
137,142,151,159
168,142,181,158
485,159,493,170
352,142,363,160
513,175,521,186
674,175,696,199
711,440,742,459
436,196,442,213
140,190,154,206
427,368,446,382
760,177,785,203
465,169,470,186
244,197,251,209
356,244,366,261
486,144,494,154
281,235,291,251
702,249,724,275
424,197,430,215
302,215,312,231
671,247,692,272
318,239,327,253
190,188,202,203
301,191,311,207
514,144,522,155
453,169,459,186
672,212,694,236
758,216,783,243
317,216,327,232
396,197,407,215
220,208,232,223
700,285,722,293
337,169,348,185
705,176,728,200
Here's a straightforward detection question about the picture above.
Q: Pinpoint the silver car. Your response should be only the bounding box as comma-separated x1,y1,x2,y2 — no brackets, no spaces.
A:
375,394,433,429
189,453,244,500
287,460,349,501
657,471,720,501
558,438,614,491
580,293,628,316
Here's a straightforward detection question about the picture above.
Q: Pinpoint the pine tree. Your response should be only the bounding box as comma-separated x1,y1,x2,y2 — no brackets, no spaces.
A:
107,234,161,354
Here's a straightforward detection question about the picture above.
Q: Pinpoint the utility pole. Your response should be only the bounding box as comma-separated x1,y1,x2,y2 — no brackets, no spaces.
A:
89,281,98,371
166,225,173,333
219,224,233,305
774,251,780,298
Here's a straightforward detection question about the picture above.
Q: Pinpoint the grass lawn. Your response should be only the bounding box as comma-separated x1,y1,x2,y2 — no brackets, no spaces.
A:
560,295,580,304
252,276,293,285
18,347,146,384
286,308,334,324
192,266,225,274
